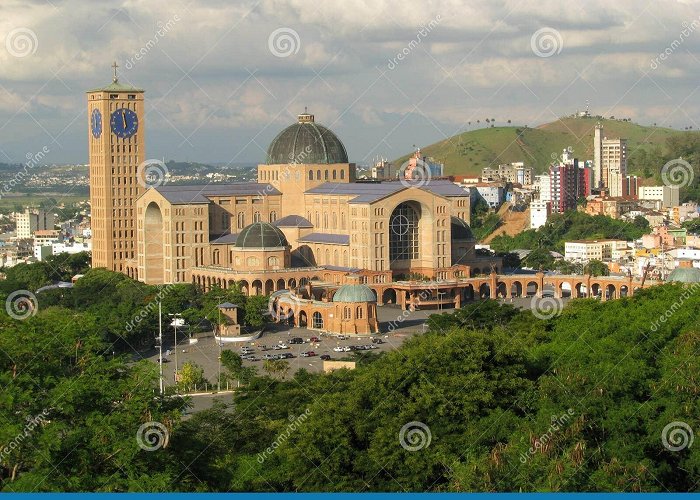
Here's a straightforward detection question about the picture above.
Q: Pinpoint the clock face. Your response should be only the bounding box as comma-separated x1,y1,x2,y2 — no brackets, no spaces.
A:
91,109,102,138
110,108,138,138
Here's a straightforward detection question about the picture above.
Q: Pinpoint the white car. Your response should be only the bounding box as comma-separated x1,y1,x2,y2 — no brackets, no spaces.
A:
333,346,345,352
277,343,288,349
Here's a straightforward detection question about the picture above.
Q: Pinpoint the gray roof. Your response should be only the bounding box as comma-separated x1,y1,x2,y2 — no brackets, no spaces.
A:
210,233,239,245
235,222,289,249
267,114,348,165
87,80,144,93
153,183,280,204
273,215,313,228
306,179,469,204
298,233,350,245
333,284,376,303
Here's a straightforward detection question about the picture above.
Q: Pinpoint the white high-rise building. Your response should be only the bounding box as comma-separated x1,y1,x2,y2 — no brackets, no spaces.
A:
593,123,603,188
530,200,551,229
15,208,55,239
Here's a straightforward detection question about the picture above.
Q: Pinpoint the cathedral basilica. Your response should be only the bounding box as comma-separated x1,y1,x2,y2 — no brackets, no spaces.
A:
87,71,500,334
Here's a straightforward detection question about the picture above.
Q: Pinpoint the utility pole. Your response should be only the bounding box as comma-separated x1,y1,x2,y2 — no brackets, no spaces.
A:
216,296,224,392
158,302,164,395
169,313,183,378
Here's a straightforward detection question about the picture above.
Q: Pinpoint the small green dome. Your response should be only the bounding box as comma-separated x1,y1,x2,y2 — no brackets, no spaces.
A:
666,266,700,283
333,284,376,303
234,222,288,249
266,113,348,165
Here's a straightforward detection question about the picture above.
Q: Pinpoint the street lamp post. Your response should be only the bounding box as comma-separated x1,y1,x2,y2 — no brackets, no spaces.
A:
158,302,164,395
169,313,183,377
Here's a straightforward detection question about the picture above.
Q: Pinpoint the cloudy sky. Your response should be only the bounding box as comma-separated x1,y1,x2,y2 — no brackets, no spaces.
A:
0,0,699,165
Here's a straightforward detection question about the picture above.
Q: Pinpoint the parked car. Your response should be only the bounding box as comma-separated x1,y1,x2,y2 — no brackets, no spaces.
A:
337,335,348,340
342,346,352,352
278,343,288,349
333,346,345,352
262,354,276,360
279,352,294,359
320,354,331,360
289,337,304,344
310,336,320,343
372,338,384,344
301,351,316,357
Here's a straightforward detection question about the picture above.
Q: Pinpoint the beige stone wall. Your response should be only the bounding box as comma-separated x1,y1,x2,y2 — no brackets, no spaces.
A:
87,89,145,273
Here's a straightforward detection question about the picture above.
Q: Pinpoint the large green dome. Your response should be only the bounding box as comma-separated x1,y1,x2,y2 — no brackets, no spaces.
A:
666,266,700,283
333,284,376,303
266,113,348,165
234,222,288,249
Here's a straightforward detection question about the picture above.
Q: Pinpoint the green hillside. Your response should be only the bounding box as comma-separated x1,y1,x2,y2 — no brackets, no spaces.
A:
394,116,698,176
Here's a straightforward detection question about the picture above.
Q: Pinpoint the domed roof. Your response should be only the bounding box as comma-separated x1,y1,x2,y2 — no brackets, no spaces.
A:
234,222,288,249
451,216,474,240
266,113,348,165
666,266,700,283
333,284,376,303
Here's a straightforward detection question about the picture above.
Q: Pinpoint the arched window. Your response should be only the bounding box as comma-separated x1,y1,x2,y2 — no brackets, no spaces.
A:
332,213,337,228
341,213,346,229
246,256,259,267
270,211,277,222
222,212,229,229
334,249,338,264
389,202,419,261
308,170,313,180
324,170,329,180
253,211,261,223
237,212,245,229
213,249,220,265
315,212,320,227
325,248,330,262
316,170,321,180
268,256,279,268
356,306,363,319
340,170,345,180
343,306,351,319
312,312,324,329
323,213,328,228
332,170,337,180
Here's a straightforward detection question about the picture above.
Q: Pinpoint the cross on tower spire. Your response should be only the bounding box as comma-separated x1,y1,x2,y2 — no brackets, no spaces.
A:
112,61,119,83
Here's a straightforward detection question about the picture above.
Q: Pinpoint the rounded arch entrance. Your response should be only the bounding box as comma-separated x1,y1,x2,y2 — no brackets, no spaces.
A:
388,200,434,273
144,202,165,284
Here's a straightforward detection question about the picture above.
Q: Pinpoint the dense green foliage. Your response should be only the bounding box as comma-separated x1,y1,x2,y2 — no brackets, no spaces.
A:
491,212,650,254
2,263,699,491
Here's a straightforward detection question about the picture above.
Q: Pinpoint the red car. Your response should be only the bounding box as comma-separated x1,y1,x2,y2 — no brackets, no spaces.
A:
301,351,316,357
310,336,320,343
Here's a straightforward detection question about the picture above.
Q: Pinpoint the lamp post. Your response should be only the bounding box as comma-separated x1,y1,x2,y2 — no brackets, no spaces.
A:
169,313,183,377
158,302,164,395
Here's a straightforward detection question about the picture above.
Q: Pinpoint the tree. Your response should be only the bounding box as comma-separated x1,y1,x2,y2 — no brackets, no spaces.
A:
244,295,269,329
262,359,289,379
220,350,243,379
177,361,207,391
522,248,555,270
584,259,610,276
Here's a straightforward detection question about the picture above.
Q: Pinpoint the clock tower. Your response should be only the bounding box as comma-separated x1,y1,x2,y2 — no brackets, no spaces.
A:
87,63,145,276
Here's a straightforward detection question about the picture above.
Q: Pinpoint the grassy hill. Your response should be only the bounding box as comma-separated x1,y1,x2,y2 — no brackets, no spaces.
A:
394,116,698,176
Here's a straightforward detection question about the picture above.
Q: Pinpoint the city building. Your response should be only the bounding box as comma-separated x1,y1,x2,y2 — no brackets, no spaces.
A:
481,162,533,185
15,208,55,239
670,202,699,224
472,182,505,208
594,125,627,195
530,200,551,229
549,161,585,213
401,149,444,180
639,186,680,209
584,195,636,219
370,158,396,180
564,239,628,263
